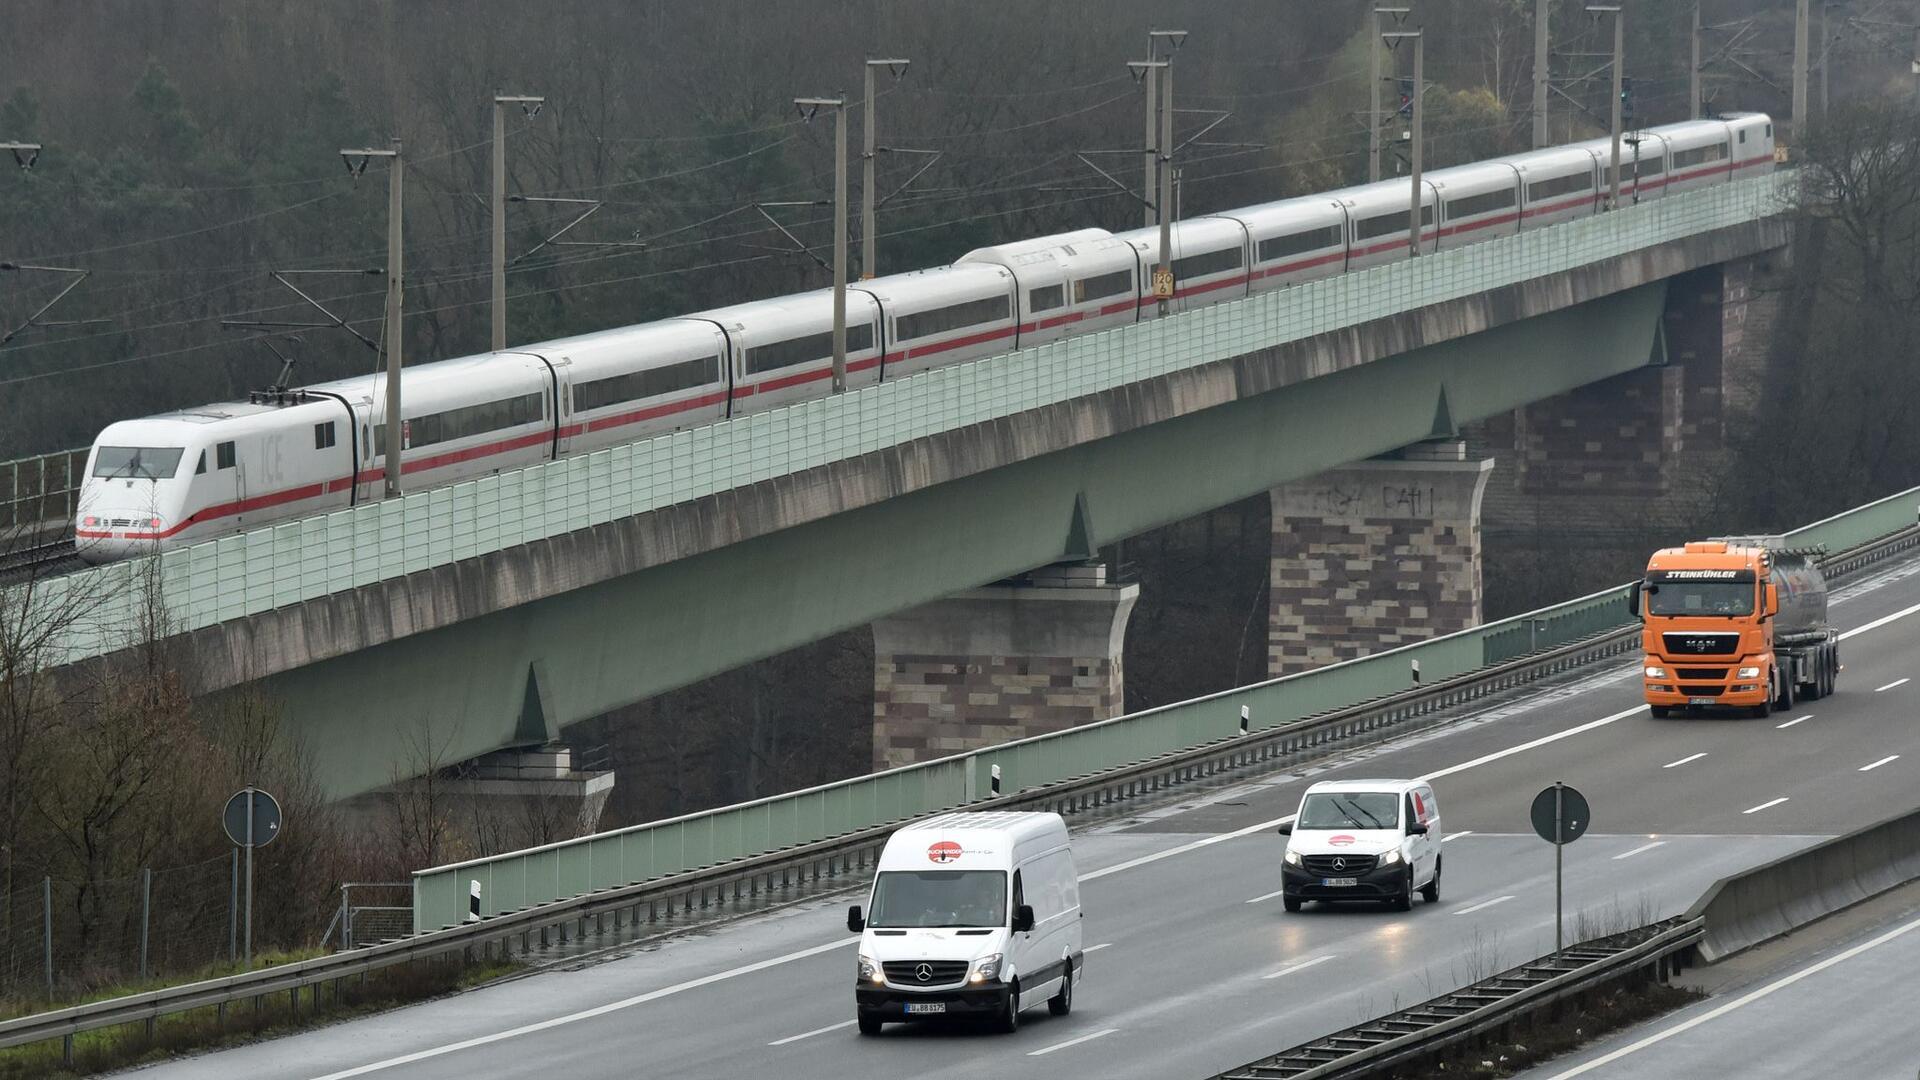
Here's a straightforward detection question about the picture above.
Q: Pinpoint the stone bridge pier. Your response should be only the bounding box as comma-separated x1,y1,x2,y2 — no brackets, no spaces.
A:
1267,442,1494,676
871,563,1139,770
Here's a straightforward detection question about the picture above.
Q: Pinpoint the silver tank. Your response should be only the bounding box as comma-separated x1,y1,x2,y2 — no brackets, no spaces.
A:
1767,551,1829,639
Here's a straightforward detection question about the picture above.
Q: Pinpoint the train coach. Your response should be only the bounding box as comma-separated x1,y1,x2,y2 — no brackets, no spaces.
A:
74,114,1773,562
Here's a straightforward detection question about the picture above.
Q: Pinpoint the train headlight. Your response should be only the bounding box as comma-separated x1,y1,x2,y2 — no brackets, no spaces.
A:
83,516,98,527
149,518,162,528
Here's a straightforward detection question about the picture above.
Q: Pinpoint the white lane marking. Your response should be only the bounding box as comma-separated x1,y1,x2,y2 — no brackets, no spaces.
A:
1540,914,1920,1078
1079,814,1295,882
1777,714,1812,729
1261,955,1336,980
1662,753,1707,769
1742,797,1790,814
1451,895,1516,916
305,937,857,1079
1612,841,1667,861
1874,677,1909,693
1859,755,1900,772
1028,1028,1119,1057
1443,830,1473,842
767,1019,855,1046
1084,942,1114,953
1245,888,1288,905
1418,704,1647,783
1839,600,1920,639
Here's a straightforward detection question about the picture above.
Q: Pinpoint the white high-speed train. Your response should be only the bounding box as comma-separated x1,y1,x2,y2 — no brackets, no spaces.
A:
75,114,1774,562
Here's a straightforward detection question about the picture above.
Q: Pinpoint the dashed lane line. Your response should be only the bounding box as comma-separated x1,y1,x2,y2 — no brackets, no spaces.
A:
1612,841,1667,861
1742,797,1790,815
1028,1028,1118,1057
1451,895,1516,916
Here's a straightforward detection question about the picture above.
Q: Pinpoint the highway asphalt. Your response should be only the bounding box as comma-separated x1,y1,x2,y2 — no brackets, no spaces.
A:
118,556,1920,1080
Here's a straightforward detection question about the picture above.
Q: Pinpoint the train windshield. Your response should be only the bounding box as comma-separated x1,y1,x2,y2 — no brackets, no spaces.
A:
91,446,186,480
1646,582,1753,616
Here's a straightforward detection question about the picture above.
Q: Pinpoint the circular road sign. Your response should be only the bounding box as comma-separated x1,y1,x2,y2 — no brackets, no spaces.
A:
222,788,283,849
1529,784,1590,845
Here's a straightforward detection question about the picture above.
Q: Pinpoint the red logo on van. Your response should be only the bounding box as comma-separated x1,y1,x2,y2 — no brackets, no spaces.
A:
1328,834,1357,847
928,841,963,864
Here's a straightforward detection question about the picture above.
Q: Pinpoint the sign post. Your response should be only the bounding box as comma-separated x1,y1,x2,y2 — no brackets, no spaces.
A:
1529,782,1590,951
222,787,283,967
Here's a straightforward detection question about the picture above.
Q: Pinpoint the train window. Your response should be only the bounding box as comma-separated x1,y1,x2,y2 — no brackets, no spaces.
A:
314,422,336,450
1526,172,1594,202
1172,246,1243,280
1257,225,1343,263
363,425,371,459
1445,188,1516,219
1072,269,1133,304
575,355,721,412
216,441,236,470
195,451,206,475
1355,204,1434,241
1739,130,1748,144
1670,143,1727,170
401,391,546,449
895,295,1012,341
1028,284,1065,313
1766,124,1773,137
743,324,876,375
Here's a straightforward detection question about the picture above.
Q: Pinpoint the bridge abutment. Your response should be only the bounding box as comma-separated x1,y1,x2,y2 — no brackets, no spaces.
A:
1267,443,1494,675
871,565,1138,770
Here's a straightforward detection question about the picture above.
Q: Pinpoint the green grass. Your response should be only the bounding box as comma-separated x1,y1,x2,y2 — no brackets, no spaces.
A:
0,946,332,1022
0,954,521,1079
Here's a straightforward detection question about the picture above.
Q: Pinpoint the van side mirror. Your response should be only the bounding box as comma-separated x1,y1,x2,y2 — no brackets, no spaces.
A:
847,905,865,933
1626,580,1641,617
1276,822,1293,836
1012,904,1035,934
1407,822,1429,836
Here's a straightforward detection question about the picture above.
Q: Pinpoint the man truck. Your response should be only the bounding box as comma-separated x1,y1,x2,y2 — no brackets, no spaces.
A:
1628,536,1839,718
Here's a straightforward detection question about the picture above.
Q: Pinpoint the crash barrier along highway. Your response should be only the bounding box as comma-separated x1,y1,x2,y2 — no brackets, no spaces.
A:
3,485,1916,1059
1687,802,1920,963
1216,795,1920,1079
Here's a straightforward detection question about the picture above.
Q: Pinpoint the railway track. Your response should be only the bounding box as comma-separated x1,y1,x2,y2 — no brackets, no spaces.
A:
0,537,83,585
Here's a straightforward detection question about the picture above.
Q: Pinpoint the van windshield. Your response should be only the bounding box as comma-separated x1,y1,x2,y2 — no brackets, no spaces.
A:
91,446,186,480
868,870,1007,929
1297,792,1400,830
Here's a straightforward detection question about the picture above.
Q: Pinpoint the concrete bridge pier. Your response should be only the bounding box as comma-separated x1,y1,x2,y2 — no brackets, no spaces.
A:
871,564,1139,770
1267,442,1494,676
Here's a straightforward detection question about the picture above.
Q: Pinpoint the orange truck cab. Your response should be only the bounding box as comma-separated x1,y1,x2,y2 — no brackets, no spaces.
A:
1628,537,1840,719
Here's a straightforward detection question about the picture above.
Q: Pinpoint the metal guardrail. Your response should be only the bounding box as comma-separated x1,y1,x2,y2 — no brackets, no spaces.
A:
1215,918,1706,1080
12,172,1795,672
5,505,1912,1058
0,447,86,533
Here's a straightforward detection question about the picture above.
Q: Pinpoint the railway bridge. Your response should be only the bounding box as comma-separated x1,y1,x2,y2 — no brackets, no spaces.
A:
5,173,1794,797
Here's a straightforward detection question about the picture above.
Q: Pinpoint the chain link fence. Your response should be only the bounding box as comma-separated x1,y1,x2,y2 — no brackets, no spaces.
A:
0,853,239,1006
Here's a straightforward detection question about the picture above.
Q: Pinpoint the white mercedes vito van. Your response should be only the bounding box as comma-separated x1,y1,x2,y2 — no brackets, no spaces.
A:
1276,778,1441,912
847,811,1082,1034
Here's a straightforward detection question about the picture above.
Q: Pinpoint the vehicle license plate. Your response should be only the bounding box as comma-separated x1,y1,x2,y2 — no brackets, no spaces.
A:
1689,697,1717,706
1322,877,1358,887
906,1002,946,1015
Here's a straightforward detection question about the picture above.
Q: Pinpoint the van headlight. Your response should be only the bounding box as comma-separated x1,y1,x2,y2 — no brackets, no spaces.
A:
1737,666,1761,679
1378,849,1403,867
1644,666,1666,679
1284,848,1302,866
858,954,882,984
969,953,1004,984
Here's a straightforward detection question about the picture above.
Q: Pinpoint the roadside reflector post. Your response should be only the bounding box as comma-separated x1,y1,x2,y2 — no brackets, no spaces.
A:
468,880,482,923
990,763,1002,797
1240,705,1251,736
1410,658,1421,684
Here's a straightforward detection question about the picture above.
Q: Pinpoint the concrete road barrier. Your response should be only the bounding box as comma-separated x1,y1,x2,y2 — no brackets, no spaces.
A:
1688,806,1920,963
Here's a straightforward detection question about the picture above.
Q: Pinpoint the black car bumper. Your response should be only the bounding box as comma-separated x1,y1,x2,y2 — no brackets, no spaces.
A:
856,982,1009,1019
1282,862,1411,901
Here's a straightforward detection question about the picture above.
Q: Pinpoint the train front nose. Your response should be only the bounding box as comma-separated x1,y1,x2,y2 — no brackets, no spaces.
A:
74,509,170,563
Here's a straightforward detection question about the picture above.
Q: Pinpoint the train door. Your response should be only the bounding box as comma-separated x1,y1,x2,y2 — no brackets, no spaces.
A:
194,440,240,538
546,353,575,458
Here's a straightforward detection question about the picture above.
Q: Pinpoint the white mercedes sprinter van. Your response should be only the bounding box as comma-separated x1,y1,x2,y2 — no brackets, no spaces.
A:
1276,778,1441,912
847,811,1082,1034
